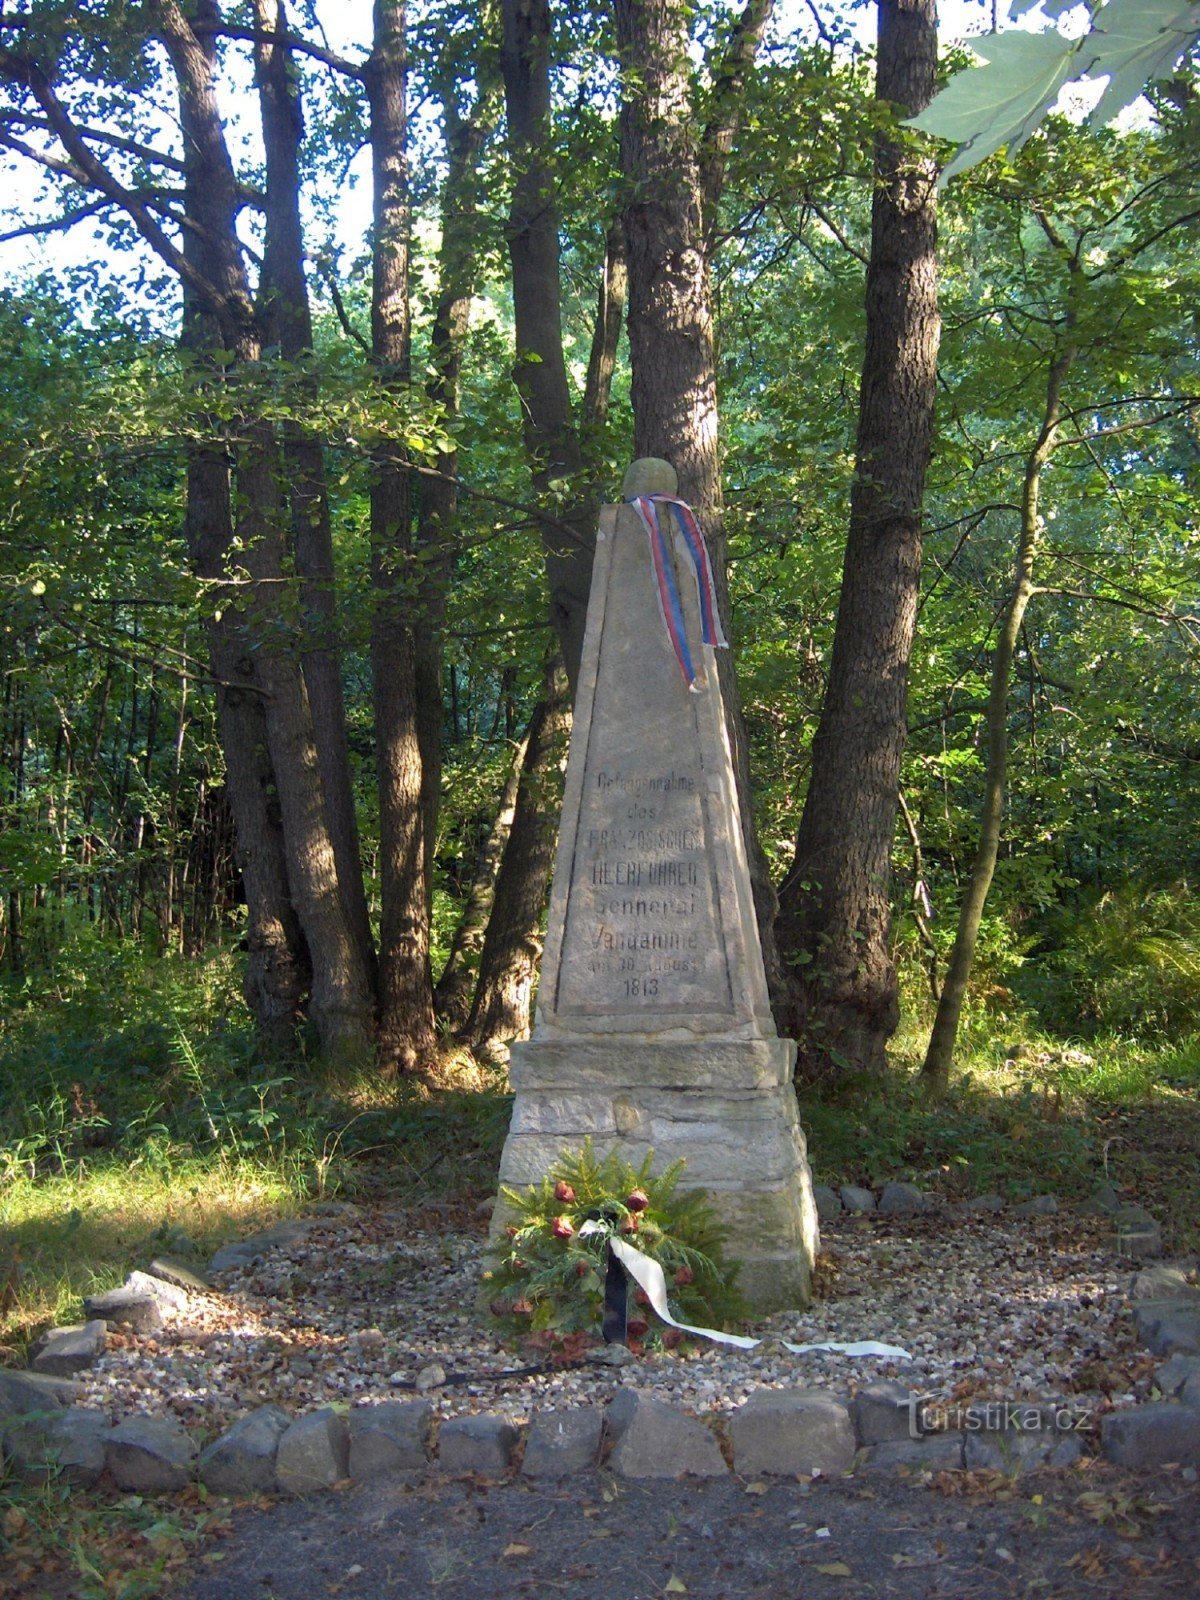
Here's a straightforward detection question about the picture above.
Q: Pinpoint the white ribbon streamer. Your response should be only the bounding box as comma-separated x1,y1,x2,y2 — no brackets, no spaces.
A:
608,1236,912,1361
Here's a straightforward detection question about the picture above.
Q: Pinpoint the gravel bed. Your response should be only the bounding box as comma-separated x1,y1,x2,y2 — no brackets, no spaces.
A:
76,1205,1153,1435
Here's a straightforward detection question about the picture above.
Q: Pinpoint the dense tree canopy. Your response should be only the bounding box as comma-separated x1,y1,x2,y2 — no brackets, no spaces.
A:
1,0,1197,1084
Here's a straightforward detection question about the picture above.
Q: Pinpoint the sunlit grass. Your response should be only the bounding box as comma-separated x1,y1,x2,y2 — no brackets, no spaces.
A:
0,1155,304,1361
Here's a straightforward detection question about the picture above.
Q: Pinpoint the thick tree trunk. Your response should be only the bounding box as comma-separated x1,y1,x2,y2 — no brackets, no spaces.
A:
460,657,571,1056
775,0,940,1081
921,322,1076,1092
582,216,628,435
414,90,495,917
159,0,374,1061
253,0,377,992
500,0,594,692
368,0,438,1072
614,0,781,996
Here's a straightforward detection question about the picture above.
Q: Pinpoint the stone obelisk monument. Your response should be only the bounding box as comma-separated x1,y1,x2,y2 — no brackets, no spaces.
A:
494,461,818,1310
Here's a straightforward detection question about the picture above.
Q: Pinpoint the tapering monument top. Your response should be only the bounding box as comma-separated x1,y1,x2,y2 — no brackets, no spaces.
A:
621,456,679,498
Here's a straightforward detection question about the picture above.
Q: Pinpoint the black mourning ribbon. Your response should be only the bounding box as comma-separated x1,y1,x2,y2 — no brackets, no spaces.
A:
584,1204,628,1345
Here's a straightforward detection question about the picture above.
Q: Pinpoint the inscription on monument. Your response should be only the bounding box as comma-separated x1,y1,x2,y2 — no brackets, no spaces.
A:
556,760,733,1014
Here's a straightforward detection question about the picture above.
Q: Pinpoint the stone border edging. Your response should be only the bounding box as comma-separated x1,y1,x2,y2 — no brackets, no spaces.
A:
3,1192,1199,1497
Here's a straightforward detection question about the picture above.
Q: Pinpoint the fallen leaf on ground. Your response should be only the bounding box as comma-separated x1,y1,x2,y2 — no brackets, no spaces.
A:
814,1561,852,1577
503,1542,533,1558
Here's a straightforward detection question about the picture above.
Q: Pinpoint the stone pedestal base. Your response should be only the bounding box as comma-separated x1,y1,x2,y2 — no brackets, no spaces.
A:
494,1039,819,1312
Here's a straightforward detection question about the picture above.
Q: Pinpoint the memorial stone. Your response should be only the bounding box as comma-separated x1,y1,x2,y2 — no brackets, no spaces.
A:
493,460,817,1309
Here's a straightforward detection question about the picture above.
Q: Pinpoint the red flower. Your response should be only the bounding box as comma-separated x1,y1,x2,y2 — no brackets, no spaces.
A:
625,1189,650,1213
635,1288,651,1308
488,1298,511,1318
674,1265,694,1286
627,1316,649,1339
512,1297,533,1316
551,1214,575,1240
576,1259,589,1277
662,1327,683,1350
554,1180,576,1203
619,1213,639,1234
505,1224,519,1238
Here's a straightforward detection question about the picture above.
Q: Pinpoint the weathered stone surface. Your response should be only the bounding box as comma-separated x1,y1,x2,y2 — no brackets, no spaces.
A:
522,1406,604,1477
275,1409,350,1494
1118,1225,1164,1260
1136,1302,1200,1356
31,1321,107,1376
1078,1182,1122,1217
107,1414,197,1492
1131,1265,1198,1301
839,1185,876,1215
730,1390,856,1478
148,1256,213,1292
1102,1403,1200,1468
858,1435,964,1472
623,457,680,498
3,1406,110,1487
877,1182,928,1216
493,491,817,1312
438,1413,519,1476
853,1381,917,1446
959,1193,1004,1215
0,1369,80,1419
1012,1195,1058,1217
125,1269,191,1312
348,1402,432,1478
812,1185,842,1221
82,1286,162,1334
210,1220,316,1274
1155,1353,1200,1399
198,1404,291,1495
963,1424,1083,1473
605,1392,726,1479
1179,1370,1200,1408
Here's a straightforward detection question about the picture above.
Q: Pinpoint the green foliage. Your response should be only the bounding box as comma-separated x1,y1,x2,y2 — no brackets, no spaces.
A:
486,1140,744,1346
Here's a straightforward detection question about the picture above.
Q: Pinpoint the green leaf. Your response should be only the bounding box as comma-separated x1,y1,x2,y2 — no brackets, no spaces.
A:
1084,0,1200,128
909,29,1080,182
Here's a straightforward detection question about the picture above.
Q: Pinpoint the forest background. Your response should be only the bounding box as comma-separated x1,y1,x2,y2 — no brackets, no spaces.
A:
0,0,1198,1367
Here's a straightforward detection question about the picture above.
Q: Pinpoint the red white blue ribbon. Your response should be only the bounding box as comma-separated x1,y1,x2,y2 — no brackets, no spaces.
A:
628,494,729,691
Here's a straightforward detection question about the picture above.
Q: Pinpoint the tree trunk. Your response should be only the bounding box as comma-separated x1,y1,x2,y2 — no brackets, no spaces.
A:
367,0,438,1072
500,0,594,692
158,0,374,1060
613,0,780,996
253,0,377,992
775,0,940,1081
921,315,1077,1093
582,216,628,436
434,725,527,1031
460,656,571,1056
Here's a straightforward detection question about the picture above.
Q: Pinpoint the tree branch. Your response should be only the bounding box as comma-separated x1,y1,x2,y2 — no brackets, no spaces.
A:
0,109,187,172
700,0,776,237
189,18,366,79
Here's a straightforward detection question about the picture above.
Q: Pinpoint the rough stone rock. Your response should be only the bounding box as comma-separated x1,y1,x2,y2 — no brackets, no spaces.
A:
853,1380,917,1446
198,1404,291,1495
729,1390,856,1478
148,1256,213,1292
1012,1196,1058,1217
1114,1204,1164,1259
3,1406,110,1487
605,1392,726,1479
858,1435,964,1472
0,1369,80,1420
1136,1302,1200,1356
1155,1354,1200,1399
275,1408,350,1494
210,1220,316,1274
81,1286,163,1335
414,1363,446,1392
839,1185,876,1215
438,1412,519,1476
812,1184,842,1222
31,1321,107,1376
1102,1403,1200,1468
521,1406,604,1478
348,1401,432,1478
1180,1370,1200,1409
877,1182,928,1217
1078,1182,1122,1217
959,1194,1004,1215
107,1414,198,1492
963,1417,1084,1473
1131,1265,1198,1301
125,1269,191,1312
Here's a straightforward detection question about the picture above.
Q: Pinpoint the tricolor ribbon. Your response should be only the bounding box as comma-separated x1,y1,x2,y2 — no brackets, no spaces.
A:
628,493,729,691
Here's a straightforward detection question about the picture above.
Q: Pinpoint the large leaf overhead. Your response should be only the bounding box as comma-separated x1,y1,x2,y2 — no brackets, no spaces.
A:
909,0,1200,182
909,28,1079,181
